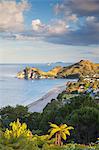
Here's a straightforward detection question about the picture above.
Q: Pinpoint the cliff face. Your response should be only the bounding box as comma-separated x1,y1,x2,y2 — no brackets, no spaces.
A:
17,66,62,79
17,60,99,79
57,60,99,78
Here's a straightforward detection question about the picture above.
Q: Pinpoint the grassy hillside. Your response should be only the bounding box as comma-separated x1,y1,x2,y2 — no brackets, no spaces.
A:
57,60,99,78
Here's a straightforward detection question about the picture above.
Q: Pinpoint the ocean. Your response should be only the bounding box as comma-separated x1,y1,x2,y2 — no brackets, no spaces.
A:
0,63,73,108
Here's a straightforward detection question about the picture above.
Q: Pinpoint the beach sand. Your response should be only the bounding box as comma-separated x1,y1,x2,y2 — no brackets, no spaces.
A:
28,84,66,112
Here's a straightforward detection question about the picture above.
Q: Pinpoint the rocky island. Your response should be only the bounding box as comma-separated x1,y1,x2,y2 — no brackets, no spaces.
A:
17,60,99,79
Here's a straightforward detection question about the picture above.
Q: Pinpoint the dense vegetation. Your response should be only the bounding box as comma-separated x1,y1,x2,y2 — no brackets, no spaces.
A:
0,94,99,149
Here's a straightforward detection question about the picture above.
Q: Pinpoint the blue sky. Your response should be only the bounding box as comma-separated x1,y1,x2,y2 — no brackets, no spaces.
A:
0,0,99,63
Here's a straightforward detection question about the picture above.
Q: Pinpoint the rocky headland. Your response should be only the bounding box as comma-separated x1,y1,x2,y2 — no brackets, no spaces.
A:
17,60,99,79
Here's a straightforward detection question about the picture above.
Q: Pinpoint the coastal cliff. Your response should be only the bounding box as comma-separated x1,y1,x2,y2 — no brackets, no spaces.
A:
17,66,62,79
17,60,99,79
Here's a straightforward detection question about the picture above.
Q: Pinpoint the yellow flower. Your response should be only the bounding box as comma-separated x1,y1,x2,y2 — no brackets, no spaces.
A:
4,119,33,139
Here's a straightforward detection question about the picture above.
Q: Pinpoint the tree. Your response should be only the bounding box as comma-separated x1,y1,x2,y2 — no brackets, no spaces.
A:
25,112,41,132
0,105,29,128
48,123,74,146
69,107,99,144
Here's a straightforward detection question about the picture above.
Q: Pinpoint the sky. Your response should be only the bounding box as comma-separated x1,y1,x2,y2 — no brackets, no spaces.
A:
0,0,99,63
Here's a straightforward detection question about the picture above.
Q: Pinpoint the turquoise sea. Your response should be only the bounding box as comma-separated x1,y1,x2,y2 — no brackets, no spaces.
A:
0,63,73,108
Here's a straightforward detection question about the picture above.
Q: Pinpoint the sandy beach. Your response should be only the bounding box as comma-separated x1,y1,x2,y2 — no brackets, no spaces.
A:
28,84,66,112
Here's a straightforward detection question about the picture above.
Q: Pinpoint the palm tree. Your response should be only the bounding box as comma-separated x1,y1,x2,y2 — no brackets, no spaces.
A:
48,123,74,146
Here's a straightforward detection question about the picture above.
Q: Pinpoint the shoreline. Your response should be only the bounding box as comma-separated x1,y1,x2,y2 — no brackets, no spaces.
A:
27,83,66,112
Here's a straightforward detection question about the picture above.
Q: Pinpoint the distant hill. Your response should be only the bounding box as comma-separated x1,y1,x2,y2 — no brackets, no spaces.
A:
51,62,71,67
17,60,99,79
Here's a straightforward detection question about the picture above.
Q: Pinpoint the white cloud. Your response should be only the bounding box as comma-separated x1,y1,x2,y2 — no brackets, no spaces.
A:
0,0,30,32
32,19,46,32
47,20,69,35
86,16,96,22
14,33,44,41
32,19,69,35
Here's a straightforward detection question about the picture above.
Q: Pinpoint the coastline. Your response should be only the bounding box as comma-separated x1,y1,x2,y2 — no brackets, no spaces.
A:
27,83,66,112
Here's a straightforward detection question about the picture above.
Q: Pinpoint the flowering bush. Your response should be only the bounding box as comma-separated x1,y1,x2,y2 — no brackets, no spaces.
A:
4,119,32,139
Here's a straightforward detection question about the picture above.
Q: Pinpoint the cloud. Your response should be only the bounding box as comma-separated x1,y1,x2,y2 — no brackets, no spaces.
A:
86,16,96,22
5,18,69,41
46,20,99,46
0,0,30,32
68,14,78,22
32,19,68,35
54,0,99,17
0,0,99,46
54,3,64,15
47,30,99,46
32,19,69,35
47,20,69,35
5,15,99,46
31,0,99,46
47,0,99,45
45,15,99,45
32,19,46,32
31,15,99,45
85,16,99,32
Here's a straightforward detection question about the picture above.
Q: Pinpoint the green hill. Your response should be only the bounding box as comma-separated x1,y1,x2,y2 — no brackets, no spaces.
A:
57,60,99,79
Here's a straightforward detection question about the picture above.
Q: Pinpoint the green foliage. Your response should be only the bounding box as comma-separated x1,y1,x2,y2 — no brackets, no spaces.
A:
0,136,40,150
0,105,29,128
69,107,99,144
0,120,39,150
42,143,96,150
0,119,98,150
0,95,99,145
33,134,52,148
40,95,99,144
25,112,41,132
39,100,61,133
